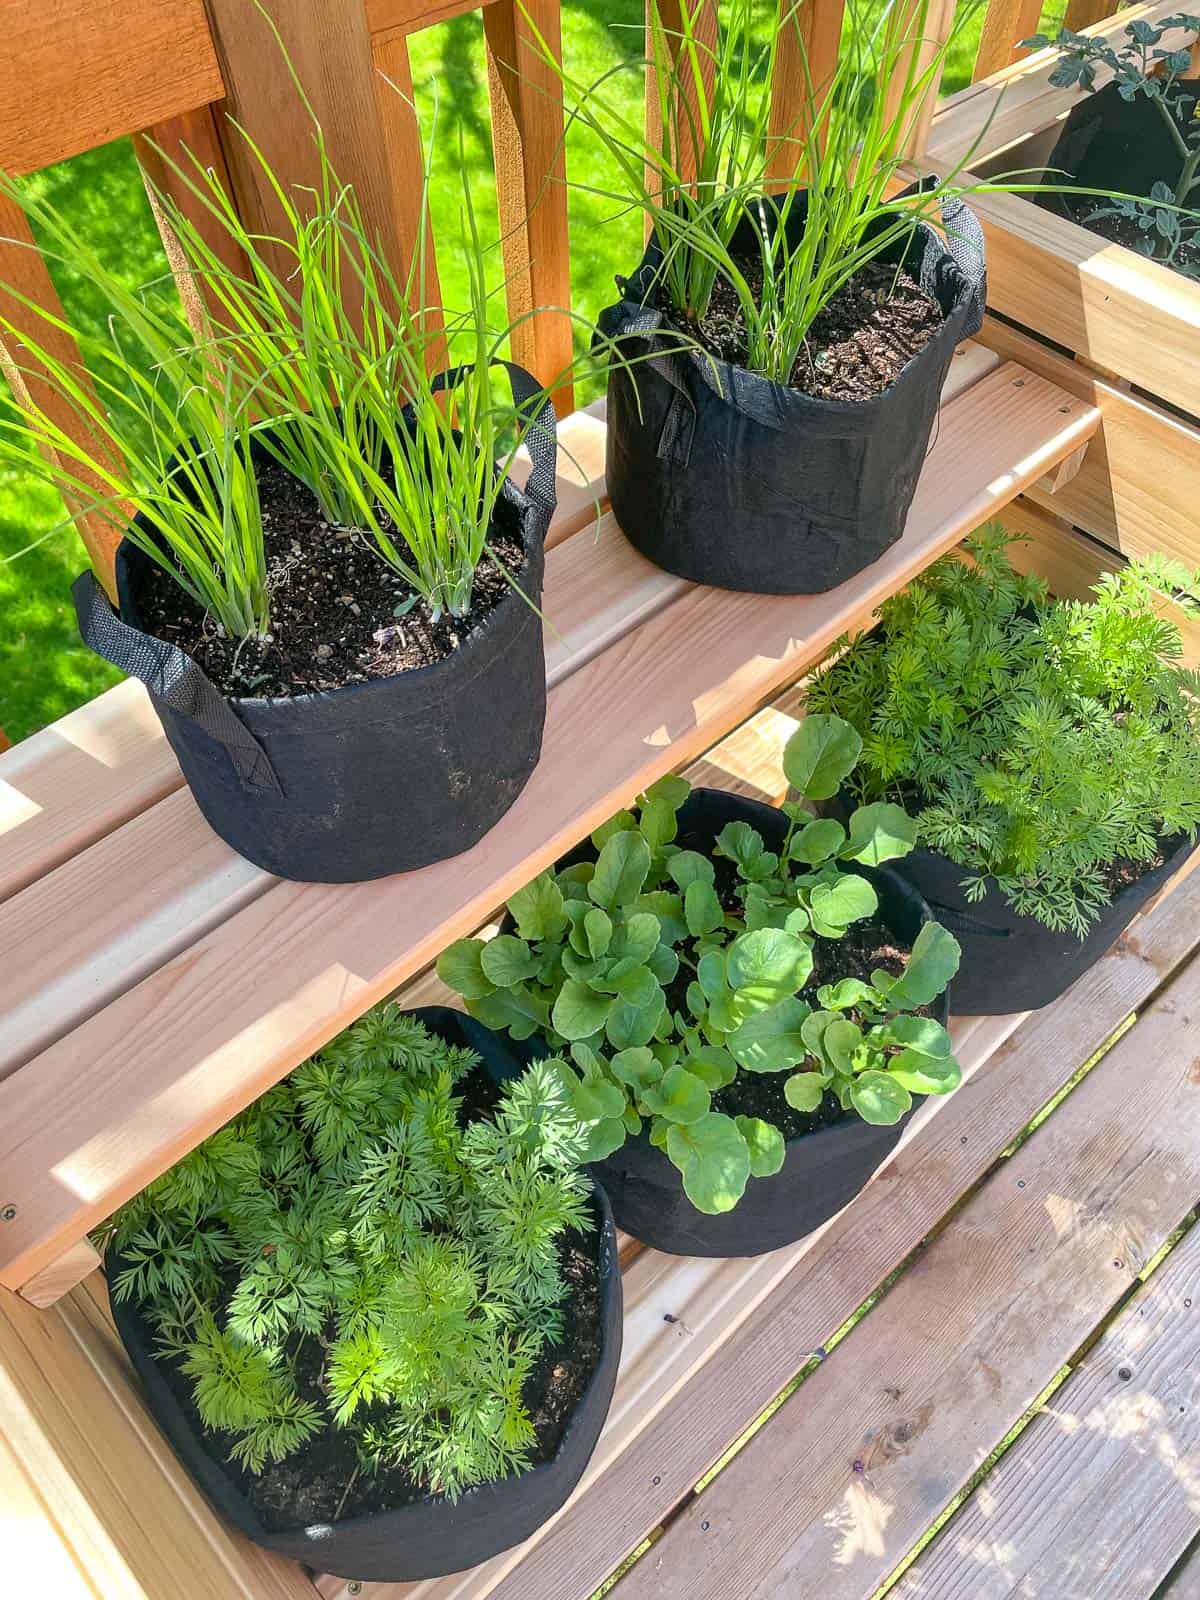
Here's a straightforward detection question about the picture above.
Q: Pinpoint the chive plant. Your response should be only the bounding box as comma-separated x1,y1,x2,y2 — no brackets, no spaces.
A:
0,185,270,639
1,68,608,639
529,0,1130,387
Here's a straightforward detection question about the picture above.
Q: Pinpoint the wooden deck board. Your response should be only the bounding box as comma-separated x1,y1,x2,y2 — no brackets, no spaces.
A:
616,947,1200,1600
323,866,1200,1600
0,362,1098,1293
893,1215,1200,1599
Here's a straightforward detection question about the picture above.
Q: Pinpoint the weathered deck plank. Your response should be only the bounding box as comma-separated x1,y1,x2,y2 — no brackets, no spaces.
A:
615,948,1200,1600
894,1215,1200,1598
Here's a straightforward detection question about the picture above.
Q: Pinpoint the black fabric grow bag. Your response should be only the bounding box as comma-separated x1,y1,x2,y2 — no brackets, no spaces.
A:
823,790,1196,1013
73,364,556,883
108,1006,623,1584
1038,78,1200,255
596,186,985,594
499,790,948,1258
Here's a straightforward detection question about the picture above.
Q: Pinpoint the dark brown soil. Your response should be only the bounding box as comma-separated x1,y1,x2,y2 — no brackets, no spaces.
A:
675,256,944,402
124,1068,604,1532
713,916,920,1141
667,818,925,1141
135,460,527,700
1061,199,1200,277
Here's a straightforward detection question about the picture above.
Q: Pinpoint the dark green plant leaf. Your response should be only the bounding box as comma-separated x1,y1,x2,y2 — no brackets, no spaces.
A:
479,934,540,988
841,802,917,866
552,979,613,1041
728,996,812,1073
667,850,716,891
437,939,495,1000
784,1071,826,1112
642,1064,710,1124
685,878,724,937
885,922,961,1009
789,817,846,865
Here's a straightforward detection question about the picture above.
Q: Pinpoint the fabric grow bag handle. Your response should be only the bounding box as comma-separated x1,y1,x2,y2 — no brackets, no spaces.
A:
71,569,283,793
426,360,559,522
894,176,987,340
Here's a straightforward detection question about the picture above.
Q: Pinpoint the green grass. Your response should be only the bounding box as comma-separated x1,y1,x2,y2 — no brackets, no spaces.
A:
1,1,1000,744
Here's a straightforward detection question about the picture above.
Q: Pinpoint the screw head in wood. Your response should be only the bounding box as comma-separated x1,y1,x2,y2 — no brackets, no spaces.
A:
0,1204,16,1222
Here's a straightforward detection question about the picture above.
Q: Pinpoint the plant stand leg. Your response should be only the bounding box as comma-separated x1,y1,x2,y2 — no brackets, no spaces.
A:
17,1240,101,1308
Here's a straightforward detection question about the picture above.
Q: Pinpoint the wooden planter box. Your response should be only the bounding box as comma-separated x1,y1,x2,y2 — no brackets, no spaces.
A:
927,0,1200,567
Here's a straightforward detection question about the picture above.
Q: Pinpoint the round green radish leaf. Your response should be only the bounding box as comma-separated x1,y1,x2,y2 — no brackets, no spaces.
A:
736,1115,786,1177
666,1115,752,1214
784,1071,826,1112
850,1070,912,1125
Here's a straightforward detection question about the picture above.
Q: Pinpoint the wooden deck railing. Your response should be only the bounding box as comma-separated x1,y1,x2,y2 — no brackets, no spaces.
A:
0,0,1108,603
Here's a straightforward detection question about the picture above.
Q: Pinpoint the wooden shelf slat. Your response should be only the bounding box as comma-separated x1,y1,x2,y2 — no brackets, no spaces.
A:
611,918,1200,1600
894,1212,1200,1599
0,362,1099,1293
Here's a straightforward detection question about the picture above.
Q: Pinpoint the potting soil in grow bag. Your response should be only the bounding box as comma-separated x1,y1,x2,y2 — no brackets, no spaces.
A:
499,791,949,1258
73,364,556,883
1039,80,1200,275
109,1009,623,1583
822,790,1196,1013
596,185,985,594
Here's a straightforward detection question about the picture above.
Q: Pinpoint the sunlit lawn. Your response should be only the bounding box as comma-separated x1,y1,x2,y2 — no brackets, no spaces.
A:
0,1,1000,743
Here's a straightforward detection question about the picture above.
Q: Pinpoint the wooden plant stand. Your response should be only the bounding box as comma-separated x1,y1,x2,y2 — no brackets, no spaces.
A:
2,1,1198,1597
927,0,1200,570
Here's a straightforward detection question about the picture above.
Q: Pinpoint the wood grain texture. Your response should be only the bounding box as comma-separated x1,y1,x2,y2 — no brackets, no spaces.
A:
1064,0,1121,27
0,0,224,175
0,198,127,596
0,362,1100,1292
0,1276,317,1599
203,0,406,300
981,317,1200,566
372,32,445,349
17,1240,102,1309
134,105,249,342
950,185,1200,421
367,0,497,39
646,0,721,198
972,0,1043,82
0,402,606,914
765,0,845,185
338,862,1200,1600
880,0,956,161
618,946,1200,1600
484,0,574,411
894,1215,1200,1598
0,681,179,908
1161,1546,1200,1600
